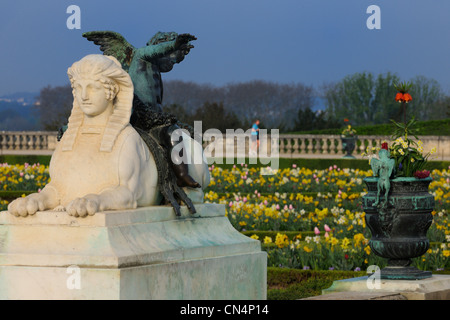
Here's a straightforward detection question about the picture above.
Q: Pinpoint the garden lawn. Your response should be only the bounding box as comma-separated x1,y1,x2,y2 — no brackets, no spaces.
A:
267,267,365,300
266,267,450,300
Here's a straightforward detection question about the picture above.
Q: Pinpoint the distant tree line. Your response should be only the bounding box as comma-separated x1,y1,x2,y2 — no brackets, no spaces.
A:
323,72,449,126
32,73,449,133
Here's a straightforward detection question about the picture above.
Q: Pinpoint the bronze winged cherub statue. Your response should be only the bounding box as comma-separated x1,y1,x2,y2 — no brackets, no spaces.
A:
83,31,203,214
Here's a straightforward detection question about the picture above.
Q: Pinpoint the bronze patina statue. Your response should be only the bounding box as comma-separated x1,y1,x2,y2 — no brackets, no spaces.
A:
370,143,395,206
83,31,200,215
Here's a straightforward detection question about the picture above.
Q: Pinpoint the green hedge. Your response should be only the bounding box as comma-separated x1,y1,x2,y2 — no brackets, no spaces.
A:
1,154,448,171
0,155,51,166
212,158,449,171
290,118,450,136
0,191,33,201
213,158,372,170
0,156,372,171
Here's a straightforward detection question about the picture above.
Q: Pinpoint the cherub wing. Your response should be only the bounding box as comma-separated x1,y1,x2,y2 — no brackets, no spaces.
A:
370,157,381,176
143,33,196,73
82,31,135,70
388,158,396,178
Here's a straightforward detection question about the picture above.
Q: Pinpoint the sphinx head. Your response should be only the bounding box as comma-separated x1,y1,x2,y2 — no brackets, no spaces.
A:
63,54,134,152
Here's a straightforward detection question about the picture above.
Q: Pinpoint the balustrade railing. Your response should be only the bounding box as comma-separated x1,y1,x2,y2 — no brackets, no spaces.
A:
0,131,448,160
0,131,58,155
277,135,393,157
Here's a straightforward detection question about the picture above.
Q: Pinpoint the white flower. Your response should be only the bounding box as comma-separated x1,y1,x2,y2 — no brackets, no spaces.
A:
337,216,348,225
331,206,340,216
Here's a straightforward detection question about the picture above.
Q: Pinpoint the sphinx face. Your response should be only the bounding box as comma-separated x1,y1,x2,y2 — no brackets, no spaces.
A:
73,79,112,117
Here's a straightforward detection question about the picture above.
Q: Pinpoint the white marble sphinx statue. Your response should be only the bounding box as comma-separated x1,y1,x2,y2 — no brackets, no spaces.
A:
7,54,210,218
0,53,265,302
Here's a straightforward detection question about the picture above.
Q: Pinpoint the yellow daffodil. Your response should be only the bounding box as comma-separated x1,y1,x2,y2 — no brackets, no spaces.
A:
263,236,273,244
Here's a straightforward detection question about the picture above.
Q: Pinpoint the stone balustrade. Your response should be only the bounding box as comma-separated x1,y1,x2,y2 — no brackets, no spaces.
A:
0,131,58,155
277,134,389,158
1,131,449,160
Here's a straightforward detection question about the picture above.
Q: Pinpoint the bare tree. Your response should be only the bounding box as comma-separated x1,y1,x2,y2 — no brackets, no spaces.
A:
163,80,314,131
35,84,72,130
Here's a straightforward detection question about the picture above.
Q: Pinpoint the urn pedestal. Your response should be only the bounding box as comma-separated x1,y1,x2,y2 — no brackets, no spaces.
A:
362,177,434,280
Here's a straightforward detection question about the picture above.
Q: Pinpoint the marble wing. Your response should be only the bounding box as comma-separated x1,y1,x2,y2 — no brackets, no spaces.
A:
83,31,135,70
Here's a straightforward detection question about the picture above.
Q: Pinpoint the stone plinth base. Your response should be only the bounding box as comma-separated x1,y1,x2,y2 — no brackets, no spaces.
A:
0,204,267,300
321,275,450,300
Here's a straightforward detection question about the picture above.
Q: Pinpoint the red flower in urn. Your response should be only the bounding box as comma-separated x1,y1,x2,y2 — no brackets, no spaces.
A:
413,170,430,179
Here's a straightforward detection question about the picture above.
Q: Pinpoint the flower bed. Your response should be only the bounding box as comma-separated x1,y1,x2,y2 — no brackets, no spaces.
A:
1,162,449,272
205,164,450,271
0,163,49,192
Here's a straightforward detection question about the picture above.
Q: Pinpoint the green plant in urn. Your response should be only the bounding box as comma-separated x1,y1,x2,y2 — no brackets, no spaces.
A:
362,82,437,280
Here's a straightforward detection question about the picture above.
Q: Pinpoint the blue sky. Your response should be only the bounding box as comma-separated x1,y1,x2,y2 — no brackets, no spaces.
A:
0,0,449,96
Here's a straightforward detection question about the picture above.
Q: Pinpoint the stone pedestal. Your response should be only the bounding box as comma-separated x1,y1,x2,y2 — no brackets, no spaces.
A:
0,204,267,300
321,275,450,300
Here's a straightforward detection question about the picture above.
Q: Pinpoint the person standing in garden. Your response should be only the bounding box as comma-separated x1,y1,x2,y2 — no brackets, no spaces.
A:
250,119,260,156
